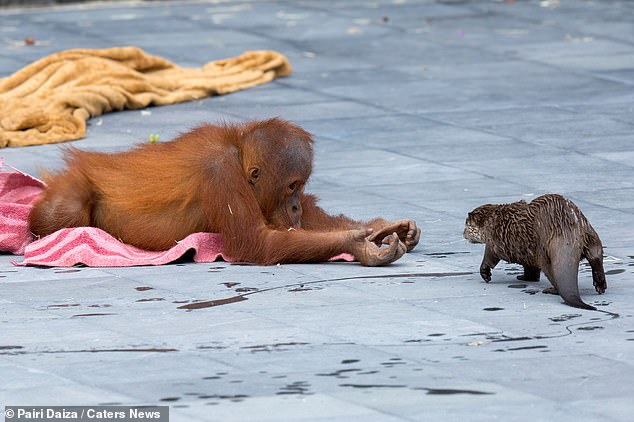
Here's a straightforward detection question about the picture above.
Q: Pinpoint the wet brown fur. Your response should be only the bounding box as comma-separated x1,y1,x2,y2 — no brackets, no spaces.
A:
464,194,606,310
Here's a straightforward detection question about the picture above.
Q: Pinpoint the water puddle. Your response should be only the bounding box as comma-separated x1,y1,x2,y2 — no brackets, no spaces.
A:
606,269,625,275
276,381,312,395
178,296,247,310
494,345,548,352
176,271,472,310
340,383,406,389
316,369,361,378
240,342,309,353
416,388,494,395
47,304,80,309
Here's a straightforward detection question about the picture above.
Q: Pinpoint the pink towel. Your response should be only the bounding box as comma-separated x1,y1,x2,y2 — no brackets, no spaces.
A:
0,158,44,255
0,161,353,267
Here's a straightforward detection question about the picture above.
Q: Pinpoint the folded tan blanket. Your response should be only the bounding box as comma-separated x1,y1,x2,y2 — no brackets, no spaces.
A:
0,47,292,147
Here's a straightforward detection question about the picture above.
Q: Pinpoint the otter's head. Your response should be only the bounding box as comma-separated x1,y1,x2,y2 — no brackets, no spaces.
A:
463,204,496,244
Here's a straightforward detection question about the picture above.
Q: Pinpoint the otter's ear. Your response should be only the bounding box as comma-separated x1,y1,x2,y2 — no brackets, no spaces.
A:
248,166,260,185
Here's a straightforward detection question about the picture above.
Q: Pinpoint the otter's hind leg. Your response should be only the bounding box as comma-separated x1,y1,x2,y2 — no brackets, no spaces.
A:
543,239,595,310
518,265,540,281
583,232,607,294
28,168,94,237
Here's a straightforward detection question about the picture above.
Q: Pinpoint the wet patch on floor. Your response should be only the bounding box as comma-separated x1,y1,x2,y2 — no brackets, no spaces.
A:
522,288,540,295
289,285,323,292
424,252,469,259
489,336,534,342
340,383,406,389
381,358,406,368
606,269,625,275
177,296,247,310
197,394,248,403
276,381,312,395
235,287,258,293
316,368,362,378
240,342,310,353
175,272,474,311
197,344,227,351
0,345,23,351
493,345,548,352
46,303,80,309
416,388,494,395
549,314,582,322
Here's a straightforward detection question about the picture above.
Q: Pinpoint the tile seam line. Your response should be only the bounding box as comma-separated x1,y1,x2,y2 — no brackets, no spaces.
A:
322,392,418,422
494,55,634,88
473,3,634,49
0,0,281,16
366,5,634,87
350,156,634,217
292,0,491,25
6,0,634,96
0,360,146,402
297,0,634,88
272,79,634,168
374,120,634,172
184,1,321,54
196,3,498,67
14,1,622,147
553,104,634,126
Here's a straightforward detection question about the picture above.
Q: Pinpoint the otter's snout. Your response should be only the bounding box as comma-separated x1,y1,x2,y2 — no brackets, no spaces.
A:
463,224,483,244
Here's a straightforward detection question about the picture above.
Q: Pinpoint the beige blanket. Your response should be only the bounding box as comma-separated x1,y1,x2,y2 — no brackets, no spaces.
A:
0,47,292,147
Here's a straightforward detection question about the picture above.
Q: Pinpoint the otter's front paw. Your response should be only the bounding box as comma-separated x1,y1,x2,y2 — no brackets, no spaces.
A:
593,270,607,295
480,265,492,282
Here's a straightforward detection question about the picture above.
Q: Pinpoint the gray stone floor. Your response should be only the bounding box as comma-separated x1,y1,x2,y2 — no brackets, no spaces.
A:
1,0,633,420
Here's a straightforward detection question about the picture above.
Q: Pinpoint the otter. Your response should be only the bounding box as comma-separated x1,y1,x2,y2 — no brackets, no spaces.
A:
464,194,606,310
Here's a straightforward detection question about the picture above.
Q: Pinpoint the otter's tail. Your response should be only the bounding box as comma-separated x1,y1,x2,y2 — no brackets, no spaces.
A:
549,239,596,311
